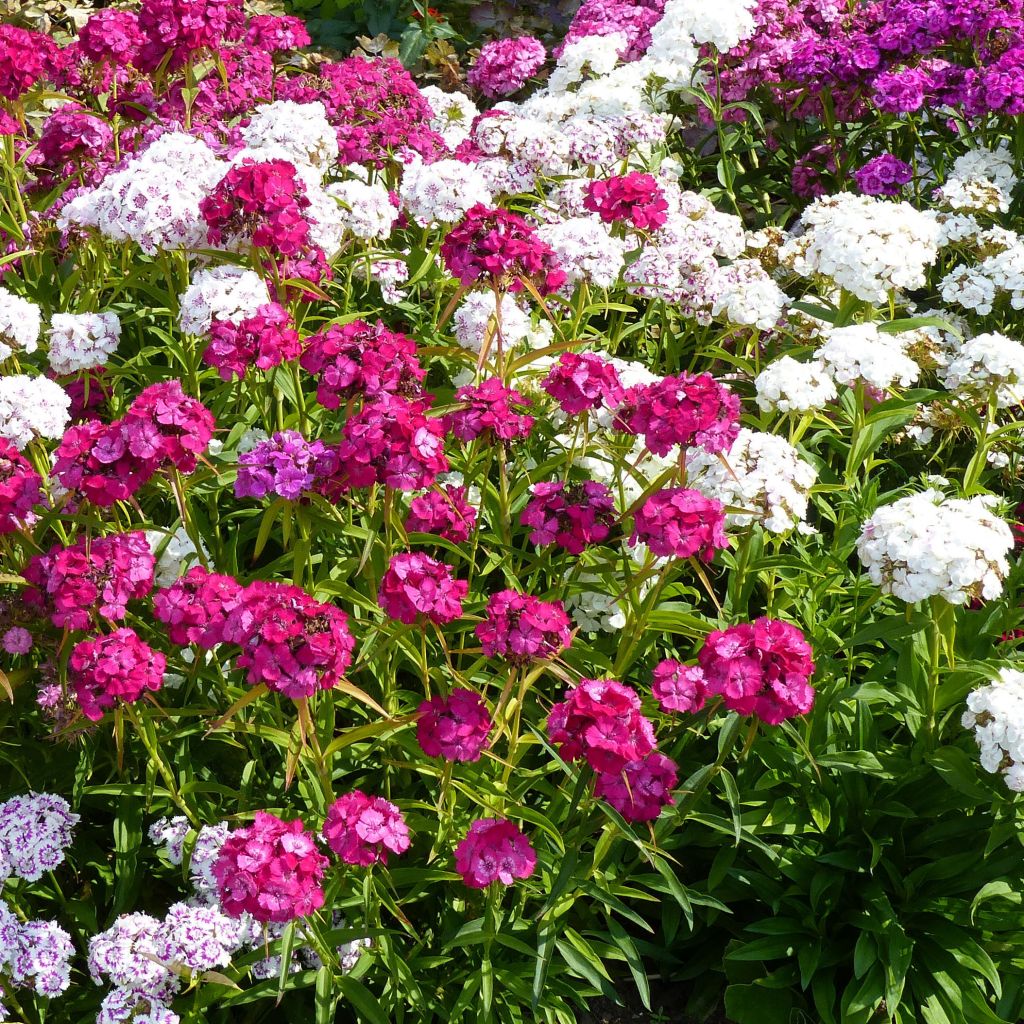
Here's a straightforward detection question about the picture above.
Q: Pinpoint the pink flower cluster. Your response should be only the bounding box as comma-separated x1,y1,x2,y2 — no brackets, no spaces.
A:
0,439,42,533
137,0,245,72
467,37,547,98
153,565,243,647
77,9,145,65
521,481,616,554
245,14,310,52
476,590,572,663
542,352,624,416
333,394,447,492
200,159,311,258
651,659,709,714
583,173,669,231
69,627,166,721
593,752,678,822
25,531,155,631
378,552,467,625
445,378,534,442
631,489,728,560
417,689,492,762
405,485,477,543
455,819,536,888
33,105,114,186
0,24,62,100
617,373,740,456
53,380,215,506
204,303,301,381
300,319,424,408
322,791,410,866
213,811,327,923
696,618,816,725
440,205,567,296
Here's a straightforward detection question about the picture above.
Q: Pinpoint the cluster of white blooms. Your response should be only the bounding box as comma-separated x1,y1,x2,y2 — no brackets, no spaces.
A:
452,291,551,352
709,258,787,330
653,0,757,54
239,100,338,173
0,792,79,883
755,356,838,413
941,332,1024,406
686,429,818,534
0,904,74,998
0,374,71,449
547,34,627,93
325,178,398,240
935,146,1018,214
537,216,628,288
940,230,1024,315
178,266,271,337
59,133,226,254
857,489,1013,603
398,157,493,226
0,286,41,362
47,311,121,374
146,526,207,588
566,586,628,634
362,257,410,305
963,668,1024,792
780,193,941,302
420,86,479,149
815,323,921,390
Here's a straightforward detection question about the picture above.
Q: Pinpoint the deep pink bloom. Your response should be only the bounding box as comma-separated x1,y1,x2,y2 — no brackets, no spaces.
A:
440,204,566,295
121,380,215,474
323,792,410,866
153,565,244,647
331,394,447,492
204,304,301,381
213,812,327,923
595,752,678,822
2,626,32,655
616,373,740,456
651,660,709,714
245,14,310,51
24,531,154,630
416,689,492,762
69,628,165,721
300,319,424,408
0,24,61,100
77,9,144,65
854,153,913,196
476,590,572,663
520,480,615,554
547,678,656,774
201,159,312,258
467,37,546,97
0,439,42,533
542,352,624,416
698,618,815,725
445,378,534,442
455,819,536,888
137,0,245,71
33,105,114,184
378,552,467,625
405,485,477,544
583,173,668,231
52,420,151,507
631,488,728,561
230,581,356,699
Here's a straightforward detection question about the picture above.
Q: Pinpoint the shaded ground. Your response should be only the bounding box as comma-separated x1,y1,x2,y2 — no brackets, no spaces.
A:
581,994,732,1024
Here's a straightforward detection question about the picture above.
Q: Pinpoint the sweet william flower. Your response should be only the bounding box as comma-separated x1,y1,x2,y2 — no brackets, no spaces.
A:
651,660,709,714
445,378,534,442
213,812,327,923
0,439,42,532
631,488,728,561
417,689,492,762
476,590,572,662
542,352,624,416
378,552,467,626
584,173,669,231
467,37,546,98
69,628,166,721
595,752,678,822
521,480,616,554
405,485,477,544
323,792,410,866
454,819,536,888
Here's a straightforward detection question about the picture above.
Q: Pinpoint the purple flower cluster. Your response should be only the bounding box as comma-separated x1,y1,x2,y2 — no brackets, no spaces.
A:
204,303,301,381
476,590,573,662
853,153,914,196
521,480,616,554
405,485,477,543
235,430,335,501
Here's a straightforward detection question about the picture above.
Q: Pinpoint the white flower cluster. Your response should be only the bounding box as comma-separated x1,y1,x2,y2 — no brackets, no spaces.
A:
0,374,71,449
941,331,1024,407
940,230,1024,315
537,215,627,288
709,257,787,330
565,588,629,634
685,429,818,534
815,323,921,390
325,178,398,240
146,526,207,588
548,34,627,94
0,792,79,883
653,0,757,54
780,193,941,302
363,257,410,305
59,133,227,254
47,311,121,375
0,286,41,362
755,356,837,413
452,291,552,353
963,668,1024,791
0,904,74,998
935,146,1018,214
857,489,1013,603
399,157,493,226
239,100,338,173
420,86,479,149
178,266,271,337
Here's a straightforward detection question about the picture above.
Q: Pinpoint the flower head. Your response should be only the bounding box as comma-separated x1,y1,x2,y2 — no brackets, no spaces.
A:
323,792,410,866
416,689,492,762
454,819,536,888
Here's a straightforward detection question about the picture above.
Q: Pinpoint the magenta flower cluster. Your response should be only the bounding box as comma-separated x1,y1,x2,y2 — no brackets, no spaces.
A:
322,791,410,866
521,480,616,554
69,627,166,721
204,303,301,381
476,590,573,663
542,352,624,416
378,552,467,625
405,485,477,544
445,378,534,443
417,689,493,762
467,36,547,98
0,439,42,533
454,819,536,888
853,154,914,196
234,430,335,501
583,173,669,231
631,488,728,561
